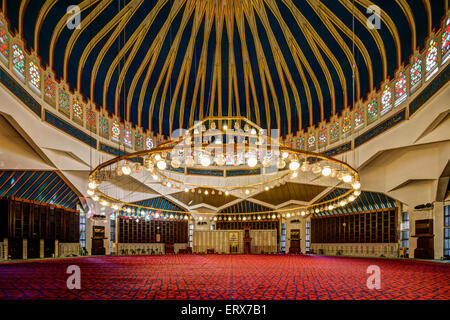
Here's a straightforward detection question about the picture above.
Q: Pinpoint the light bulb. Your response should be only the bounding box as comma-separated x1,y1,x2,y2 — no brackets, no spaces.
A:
243,217,247,221
354,190,361,196
322,166,332,177
264,186,269,191
126,208,131,213
87,189,94,196
343,174,353,183
200,155,211,167
225,191,230,196
282,152,289,159
223,124,228,130
286,213,291,218
154,154,161,161
215,154,226,166
289,160,300,171
88,181,98,189
349,195,356,202
272,214,276,219
167,182,172,188
245,189,250,195
328,205,334,210
157,160,167,170
340,200,347,207
204,190,209,195
92,195,99,201
251,128,257,135
352,182,361,190
184,188,189,192
301,211,305,216
122,165,132,175
247,156,257,167
291,172,298,178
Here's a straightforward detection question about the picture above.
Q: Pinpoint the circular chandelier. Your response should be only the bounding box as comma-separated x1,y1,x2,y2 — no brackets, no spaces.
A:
87,117,361,219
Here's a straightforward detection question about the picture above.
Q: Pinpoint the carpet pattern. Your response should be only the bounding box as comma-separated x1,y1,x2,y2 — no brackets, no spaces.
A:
0,255,449,300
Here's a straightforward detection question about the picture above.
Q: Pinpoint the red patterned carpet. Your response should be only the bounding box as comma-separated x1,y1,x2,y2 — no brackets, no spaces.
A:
0,254,449,300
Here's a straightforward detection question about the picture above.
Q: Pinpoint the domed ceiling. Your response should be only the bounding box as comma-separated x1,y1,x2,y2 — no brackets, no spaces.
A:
3,0,447,136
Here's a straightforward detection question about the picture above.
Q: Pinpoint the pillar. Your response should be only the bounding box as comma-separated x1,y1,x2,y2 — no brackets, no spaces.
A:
22,238,27,260
39,239,44,258
433,202,444,260
3,238,8,260
55,239,59,257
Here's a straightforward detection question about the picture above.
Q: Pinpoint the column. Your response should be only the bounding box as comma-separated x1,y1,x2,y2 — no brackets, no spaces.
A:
3,238,8,260
433,202,444,260
39,239,44,258
22,238,27,260
55,239,59,257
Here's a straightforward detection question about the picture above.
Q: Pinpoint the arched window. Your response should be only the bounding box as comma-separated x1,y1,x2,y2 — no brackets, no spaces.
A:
111,120,121,141
367,98,378,123
354,105,364,128
342,112,352,134
145,137,154,150
72,101,83,125
135,133,143,149
395,72,407,106
381,85,392,115
0,22,9,60
58,89,70,116
330,122,339,141
86,106,96,130
28,60,40,91
425,39,438,80
307,132,316,149
124,125,132,147
99,116,109,137
318,126,327,144
442,19,450,63
410,57,422,91
12,42,25,79
296,137,305,150
44,74,56,100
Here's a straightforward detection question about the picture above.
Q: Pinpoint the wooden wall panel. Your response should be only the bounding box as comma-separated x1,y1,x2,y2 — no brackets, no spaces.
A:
311,209,398,244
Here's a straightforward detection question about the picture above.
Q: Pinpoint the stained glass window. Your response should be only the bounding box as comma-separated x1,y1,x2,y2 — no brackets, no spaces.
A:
135,133,143,149
86,106,96,129
367,98,378,123
307,132,316,149
72,101,83,124
330,122,339,141
354,105,364,128
99,116,108,136
442,19,450,63
12,43,25,78
58,89,70,115
296,137,305,150
145,137,154,150
44,74,56,100
425,39,438,79
381,85,392,115
111,120,121,141
410,57,422,90
0,22,8,60
28,60,40,90
124,125,132,146
342,112,352,134
395,72,407,106
318,126,327,144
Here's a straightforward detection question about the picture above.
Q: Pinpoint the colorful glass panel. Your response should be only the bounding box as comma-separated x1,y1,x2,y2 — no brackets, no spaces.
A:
381,85,392,115
44,74,56,100
0,22,8,59
145,137,154,150
410,57,422,88
111,120,121,140
318,126,327,144
443,19,450,59
124,125,132,146
135,133,143,149
12,43,25,76
395,72,407,105
354,105,364,128
367,98,378,122
330,122,339,141
99,116,108,135
296,137,305,150
72,101,83,120
86,106,96,128
425,39,438,73
28,60,40,90
58,89,70,114
342,112,352,134
307,132,316,149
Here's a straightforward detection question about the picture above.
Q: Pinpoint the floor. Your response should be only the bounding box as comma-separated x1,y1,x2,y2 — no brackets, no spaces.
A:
0,254,449,300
